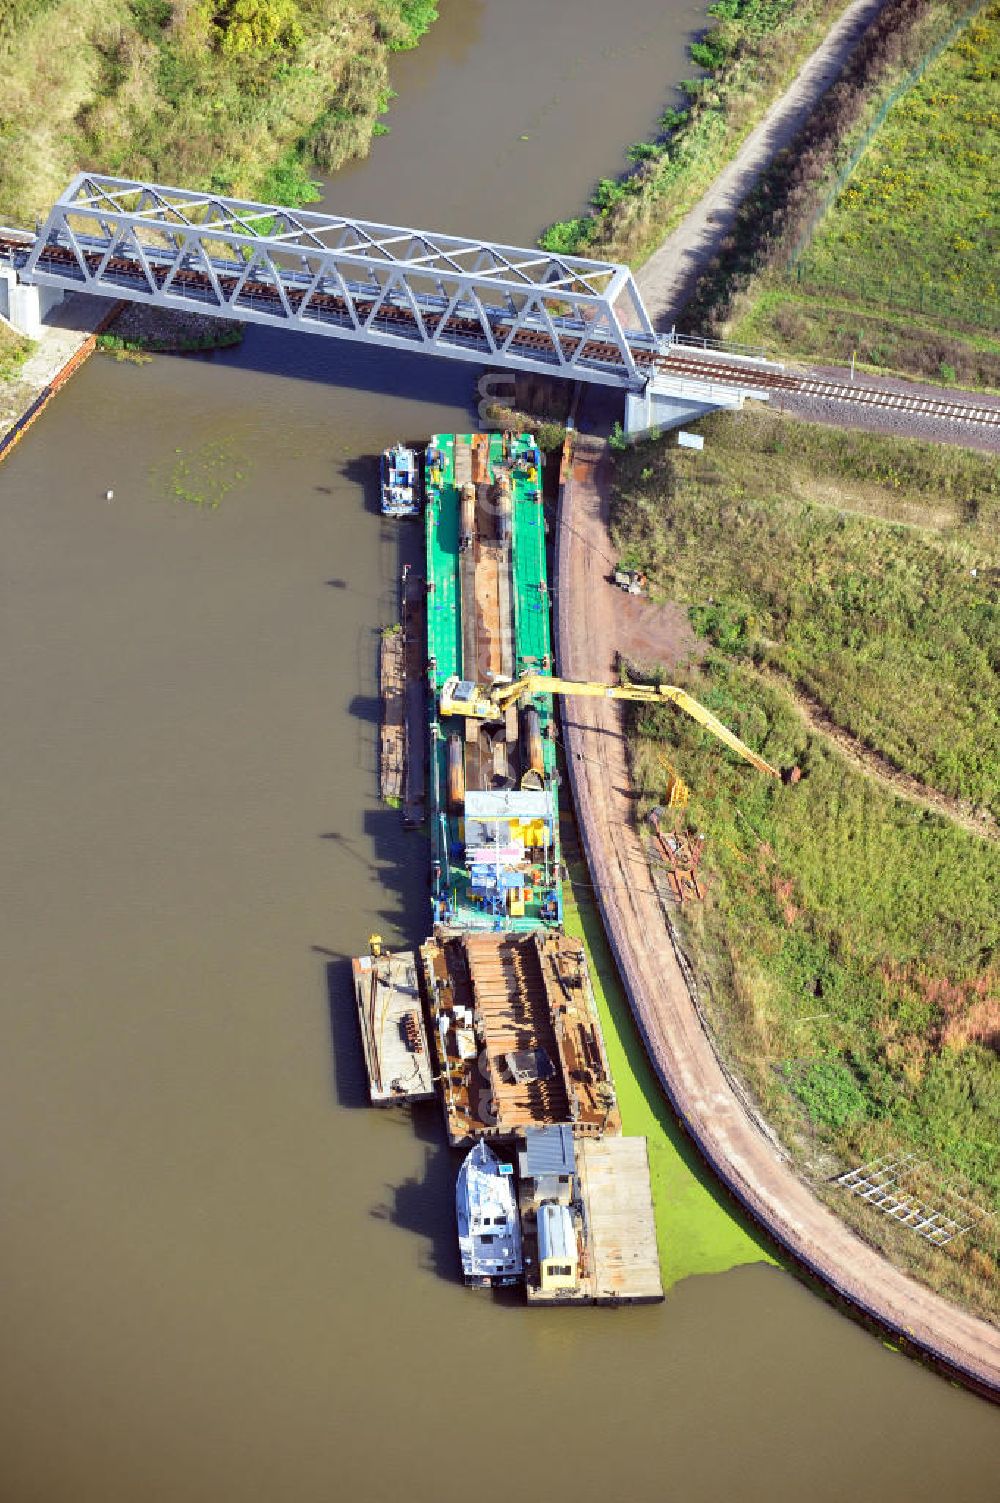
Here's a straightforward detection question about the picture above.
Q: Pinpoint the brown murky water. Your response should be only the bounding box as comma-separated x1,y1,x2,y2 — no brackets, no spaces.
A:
1,3,997,1499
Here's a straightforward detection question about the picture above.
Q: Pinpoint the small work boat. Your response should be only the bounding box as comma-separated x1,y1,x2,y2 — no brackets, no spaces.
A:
456,1141,523,1287
380,442,421,516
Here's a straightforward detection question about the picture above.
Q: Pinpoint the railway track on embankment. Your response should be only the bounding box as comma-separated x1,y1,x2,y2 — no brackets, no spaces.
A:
654,353,1000,430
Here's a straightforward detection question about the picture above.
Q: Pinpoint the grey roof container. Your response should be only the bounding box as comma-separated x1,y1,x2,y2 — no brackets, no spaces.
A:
518,1124,575,1180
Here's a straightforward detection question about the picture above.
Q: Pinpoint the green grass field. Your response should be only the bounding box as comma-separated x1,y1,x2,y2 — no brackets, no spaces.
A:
612,409,1000,819
732,3,1000,383
610,413,1000,1318
561,821,774,1287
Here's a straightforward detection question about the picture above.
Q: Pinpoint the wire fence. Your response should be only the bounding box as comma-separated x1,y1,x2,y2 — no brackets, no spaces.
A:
786,0,991,312
791,258,995,330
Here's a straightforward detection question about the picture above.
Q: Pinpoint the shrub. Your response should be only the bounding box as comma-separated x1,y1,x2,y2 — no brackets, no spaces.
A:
790,1060,870,1129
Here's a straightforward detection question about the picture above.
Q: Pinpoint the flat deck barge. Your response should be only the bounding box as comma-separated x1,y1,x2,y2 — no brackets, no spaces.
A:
379,566,427,825
379,627,404,804
516,1126,663,1304
420,928,619,1146
575,1137,662,1303
352,949,435,1105
401,565,426,827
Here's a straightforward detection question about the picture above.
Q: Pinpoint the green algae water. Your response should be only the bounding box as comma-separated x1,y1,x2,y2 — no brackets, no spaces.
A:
1,3,998,1500
562,845,773,1285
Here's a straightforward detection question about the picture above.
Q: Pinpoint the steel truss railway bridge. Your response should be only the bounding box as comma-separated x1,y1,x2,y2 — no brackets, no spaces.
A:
2,175,999,435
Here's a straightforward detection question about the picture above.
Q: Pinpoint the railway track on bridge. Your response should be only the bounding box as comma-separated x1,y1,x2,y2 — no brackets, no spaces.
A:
3,230,998,431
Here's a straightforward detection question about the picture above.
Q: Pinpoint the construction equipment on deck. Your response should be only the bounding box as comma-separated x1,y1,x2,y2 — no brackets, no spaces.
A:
446,732,466,813
439,672,793,782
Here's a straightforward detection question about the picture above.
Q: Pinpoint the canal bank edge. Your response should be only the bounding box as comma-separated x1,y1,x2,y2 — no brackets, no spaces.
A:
0,297,124,464
554,435,1000,1399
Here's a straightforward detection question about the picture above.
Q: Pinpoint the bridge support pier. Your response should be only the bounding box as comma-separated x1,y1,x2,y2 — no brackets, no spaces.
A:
624,380,751,438
0,267,65,338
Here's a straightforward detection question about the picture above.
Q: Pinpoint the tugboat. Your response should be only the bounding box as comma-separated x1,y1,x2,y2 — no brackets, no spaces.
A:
456,1141,523,1287
380,442,421,517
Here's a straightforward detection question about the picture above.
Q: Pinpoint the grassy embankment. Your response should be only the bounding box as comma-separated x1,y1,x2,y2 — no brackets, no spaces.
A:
540,0,861,264
561,821,775,1286
0,0,438,226
721,1,1000,387
0,321,32,380
610,411,999,1321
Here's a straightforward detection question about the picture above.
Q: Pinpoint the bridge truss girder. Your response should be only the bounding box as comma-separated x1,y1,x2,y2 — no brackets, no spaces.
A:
24,175,658,390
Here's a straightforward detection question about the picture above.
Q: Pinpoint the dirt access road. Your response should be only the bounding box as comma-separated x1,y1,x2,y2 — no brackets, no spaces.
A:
554,438,1000,1396
636,0,888,328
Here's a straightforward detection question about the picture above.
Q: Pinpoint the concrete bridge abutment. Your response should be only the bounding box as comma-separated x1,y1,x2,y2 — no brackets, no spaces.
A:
624,379,751,438
0,266,65,338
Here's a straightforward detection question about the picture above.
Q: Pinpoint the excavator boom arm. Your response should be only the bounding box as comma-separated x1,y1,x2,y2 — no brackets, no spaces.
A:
493,674,669,707
490,674,781,780
659,686,780,779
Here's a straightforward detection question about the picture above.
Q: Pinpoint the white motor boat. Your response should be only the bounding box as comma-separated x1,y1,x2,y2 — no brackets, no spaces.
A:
456,1140,523,1286
380,443,421,516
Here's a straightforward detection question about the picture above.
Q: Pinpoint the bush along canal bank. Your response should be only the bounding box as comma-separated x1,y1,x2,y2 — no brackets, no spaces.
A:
539,0,865,265
694,0,1000,388
97,306,246,357
0,319,31,382
609,411,1000,1328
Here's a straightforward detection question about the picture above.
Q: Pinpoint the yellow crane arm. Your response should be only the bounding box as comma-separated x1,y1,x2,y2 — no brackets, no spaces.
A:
493,674,666,705
652,684,781,779
490,673,782,780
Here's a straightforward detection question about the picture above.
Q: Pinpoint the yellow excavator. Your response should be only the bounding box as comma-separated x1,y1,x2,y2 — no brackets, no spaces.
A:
438,672,798,783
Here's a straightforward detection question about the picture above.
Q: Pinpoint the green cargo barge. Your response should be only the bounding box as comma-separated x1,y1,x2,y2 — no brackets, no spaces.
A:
424,432,563,931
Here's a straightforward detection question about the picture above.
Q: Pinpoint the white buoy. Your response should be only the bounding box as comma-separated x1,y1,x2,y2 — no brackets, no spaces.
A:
106,489,114,501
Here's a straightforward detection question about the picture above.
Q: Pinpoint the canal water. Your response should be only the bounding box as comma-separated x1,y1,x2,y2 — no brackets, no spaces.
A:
1,2,996,1498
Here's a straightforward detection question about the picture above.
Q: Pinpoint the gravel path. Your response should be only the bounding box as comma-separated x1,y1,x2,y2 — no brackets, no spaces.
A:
555,437,1000,1396
636,0,889,328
